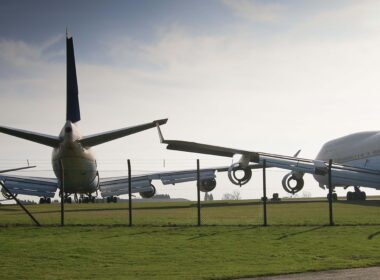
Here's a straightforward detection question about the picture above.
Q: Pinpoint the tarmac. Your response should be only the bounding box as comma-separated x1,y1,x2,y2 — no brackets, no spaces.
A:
238,266,380,280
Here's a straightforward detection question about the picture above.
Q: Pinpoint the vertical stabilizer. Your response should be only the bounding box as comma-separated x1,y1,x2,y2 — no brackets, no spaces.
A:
66,34,81,123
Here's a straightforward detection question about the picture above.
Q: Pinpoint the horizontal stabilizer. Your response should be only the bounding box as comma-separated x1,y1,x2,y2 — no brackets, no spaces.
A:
0,126,60,147
79,119,168,147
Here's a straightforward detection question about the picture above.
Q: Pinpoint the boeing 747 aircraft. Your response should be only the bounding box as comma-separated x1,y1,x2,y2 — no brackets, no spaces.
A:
0,33,224,204
157,125,380,200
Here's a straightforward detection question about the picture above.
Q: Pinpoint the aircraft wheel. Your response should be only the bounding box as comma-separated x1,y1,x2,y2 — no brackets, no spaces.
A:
112,196,117,203
327,193,337,201
46,198,51,204
360,191,366,201
39,197,45,204
347,191,353,201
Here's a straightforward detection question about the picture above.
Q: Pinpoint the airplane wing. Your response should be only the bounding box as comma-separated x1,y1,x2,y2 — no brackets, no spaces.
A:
0,165,36,174
0,174,58,198
157,127,380,189
99,166,233,197
0,164,262,199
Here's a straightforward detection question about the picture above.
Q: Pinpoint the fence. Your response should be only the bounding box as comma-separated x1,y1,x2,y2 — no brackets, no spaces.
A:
0,159,379,226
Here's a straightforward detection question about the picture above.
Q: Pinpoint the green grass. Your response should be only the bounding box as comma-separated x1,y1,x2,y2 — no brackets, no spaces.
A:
1,199,379,226
0,225,379,280
0,200,379,279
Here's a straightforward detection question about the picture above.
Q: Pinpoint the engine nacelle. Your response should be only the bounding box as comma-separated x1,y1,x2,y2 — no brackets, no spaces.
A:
139,184,156,198
0,181,14,199
199,178,216,192
281,172,304,194
228,163,252,186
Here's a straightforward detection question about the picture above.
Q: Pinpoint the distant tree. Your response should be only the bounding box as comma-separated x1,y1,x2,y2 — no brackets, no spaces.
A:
222,191,241,200
204,192,209,201
232,190,241,200
302,191,311,198
209,193,214,201
222,193,233,200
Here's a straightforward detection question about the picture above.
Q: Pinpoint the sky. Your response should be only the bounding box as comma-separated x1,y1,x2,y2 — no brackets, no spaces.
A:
1,0,380,201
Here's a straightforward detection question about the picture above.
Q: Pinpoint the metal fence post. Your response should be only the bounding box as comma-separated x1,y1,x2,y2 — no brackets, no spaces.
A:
0,183,41,226
328,159,334,226
197,159,201,226
262,160,268,226
128,159,132,227
60,160,65,226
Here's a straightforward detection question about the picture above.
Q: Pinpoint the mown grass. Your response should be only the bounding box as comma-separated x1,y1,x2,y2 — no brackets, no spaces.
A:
0,199,379,226
0,200,379,279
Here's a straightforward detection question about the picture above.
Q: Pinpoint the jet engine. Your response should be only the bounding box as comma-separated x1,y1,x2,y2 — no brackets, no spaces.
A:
228,163,252,186
200,178,216,192
282,172,304,194
0,181,14,199
139,184,156,198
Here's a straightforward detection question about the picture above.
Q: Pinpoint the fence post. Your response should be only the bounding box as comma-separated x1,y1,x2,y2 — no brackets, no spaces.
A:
60,160,65,226
197,159,201,226
328,159,334,226
0,183,41,226
128,159,132,227
262,160,267,226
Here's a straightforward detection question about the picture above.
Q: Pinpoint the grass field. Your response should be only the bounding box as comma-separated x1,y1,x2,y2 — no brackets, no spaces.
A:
0,200,379,279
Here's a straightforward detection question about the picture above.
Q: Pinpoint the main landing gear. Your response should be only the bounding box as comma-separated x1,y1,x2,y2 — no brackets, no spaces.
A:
106,196,118,203
39,197,51,204
347,187,366,201
327,192,338,201
78,194,95,203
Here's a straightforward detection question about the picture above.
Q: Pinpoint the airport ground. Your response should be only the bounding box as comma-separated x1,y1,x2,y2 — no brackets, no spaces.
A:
0,199,379,279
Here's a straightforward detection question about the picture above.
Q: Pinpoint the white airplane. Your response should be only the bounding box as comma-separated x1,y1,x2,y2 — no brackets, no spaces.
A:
157,125,380,201
0,33,224,204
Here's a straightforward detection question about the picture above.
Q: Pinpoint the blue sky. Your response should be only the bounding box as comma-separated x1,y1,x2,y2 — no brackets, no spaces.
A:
1,0,380,200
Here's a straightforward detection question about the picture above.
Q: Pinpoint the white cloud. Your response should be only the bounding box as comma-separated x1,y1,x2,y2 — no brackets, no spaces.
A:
223,0,285,23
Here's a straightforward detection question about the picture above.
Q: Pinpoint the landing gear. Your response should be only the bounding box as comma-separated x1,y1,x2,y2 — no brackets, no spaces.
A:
39,197,51,204
347,187,366,201
106,196,118,203
327,192,338,201
64,197,72,204
81,195,95,203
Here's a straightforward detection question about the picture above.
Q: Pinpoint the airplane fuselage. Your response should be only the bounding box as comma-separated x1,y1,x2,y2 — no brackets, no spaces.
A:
314,131,380,188
52,121,99,194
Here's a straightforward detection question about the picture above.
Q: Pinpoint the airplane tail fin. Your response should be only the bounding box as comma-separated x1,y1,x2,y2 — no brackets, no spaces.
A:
66,33,81,123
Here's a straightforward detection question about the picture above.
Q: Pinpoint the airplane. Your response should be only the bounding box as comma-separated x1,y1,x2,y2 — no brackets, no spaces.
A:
157,125,380,201
0,165,35,200
0,33,226,204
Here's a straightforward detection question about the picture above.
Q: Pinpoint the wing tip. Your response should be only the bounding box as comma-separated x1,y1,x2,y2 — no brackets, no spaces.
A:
154,118,168,125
